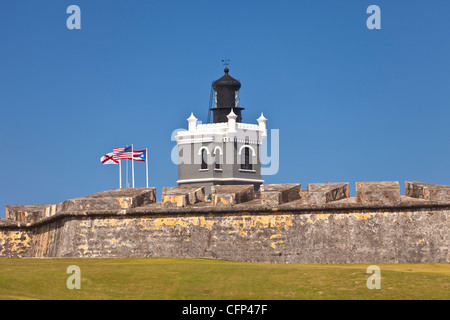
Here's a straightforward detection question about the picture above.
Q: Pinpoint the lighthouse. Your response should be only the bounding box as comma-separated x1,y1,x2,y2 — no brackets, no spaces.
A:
175,67,267,193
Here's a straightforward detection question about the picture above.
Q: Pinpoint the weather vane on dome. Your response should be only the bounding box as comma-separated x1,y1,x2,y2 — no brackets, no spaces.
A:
221,59,230,67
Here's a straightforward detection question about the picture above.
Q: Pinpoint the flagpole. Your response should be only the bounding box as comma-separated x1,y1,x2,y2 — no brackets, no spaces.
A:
119,160,122,188
145,148,149,188
131,144,135,188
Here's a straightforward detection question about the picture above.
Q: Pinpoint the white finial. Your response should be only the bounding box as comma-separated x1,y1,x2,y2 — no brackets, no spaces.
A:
187,113,198,131
187,113,197,121
257,113,267,122
227,108,237,120
227,109,237,133
257,112,267,138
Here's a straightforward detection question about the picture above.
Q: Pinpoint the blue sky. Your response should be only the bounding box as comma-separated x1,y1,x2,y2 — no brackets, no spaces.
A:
0,1,449,217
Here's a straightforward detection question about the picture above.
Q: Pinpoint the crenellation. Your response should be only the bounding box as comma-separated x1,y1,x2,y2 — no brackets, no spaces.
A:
260,184,302,206
405,181,450,201
57,188,156,212
6,204,56,224
161,186,205,207
307,183,349,205
211,185,254,206
356,181,401,205
4,181,450,220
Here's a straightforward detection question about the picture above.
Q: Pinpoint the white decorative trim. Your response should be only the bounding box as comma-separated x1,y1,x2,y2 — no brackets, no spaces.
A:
223,137,262,145
197,146,210,156
238,145,256,157
196,122,228,130
213,146,223,155
177,137,214,145
177,177,264,184
237,123,259,130
239,169,256,173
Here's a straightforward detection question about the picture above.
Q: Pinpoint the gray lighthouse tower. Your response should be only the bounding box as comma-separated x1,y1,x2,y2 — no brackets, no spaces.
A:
175,67,267,194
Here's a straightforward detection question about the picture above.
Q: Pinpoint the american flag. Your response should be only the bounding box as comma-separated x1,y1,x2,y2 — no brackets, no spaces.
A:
113,146,133,160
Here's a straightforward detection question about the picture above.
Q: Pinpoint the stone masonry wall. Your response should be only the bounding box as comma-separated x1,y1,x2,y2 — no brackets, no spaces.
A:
0,208,447,263
0,183,448,263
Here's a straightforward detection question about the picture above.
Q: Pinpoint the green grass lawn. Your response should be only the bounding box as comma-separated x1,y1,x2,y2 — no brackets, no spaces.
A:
0,258,448,300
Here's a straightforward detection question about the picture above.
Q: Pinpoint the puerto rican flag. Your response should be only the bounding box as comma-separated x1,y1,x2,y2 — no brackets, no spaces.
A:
133,150,146,162
100,152,119,164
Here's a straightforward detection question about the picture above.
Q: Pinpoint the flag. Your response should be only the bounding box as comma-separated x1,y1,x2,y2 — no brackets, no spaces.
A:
113,146,133,160
100,152,119,164
133,150,146,162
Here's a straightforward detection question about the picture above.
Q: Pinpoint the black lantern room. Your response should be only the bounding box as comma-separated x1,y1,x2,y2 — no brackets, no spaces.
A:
210,67,245,123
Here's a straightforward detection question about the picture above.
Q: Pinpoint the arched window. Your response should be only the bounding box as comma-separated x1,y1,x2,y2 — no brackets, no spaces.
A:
201,148,208,170
239,141,254,171
242,147,252,170
215,152,221,169
213,146,222,170
198,146,210,170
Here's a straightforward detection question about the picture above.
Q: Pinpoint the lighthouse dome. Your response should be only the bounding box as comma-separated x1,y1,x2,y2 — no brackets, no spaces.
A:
211,67,244,123
212,67,241,91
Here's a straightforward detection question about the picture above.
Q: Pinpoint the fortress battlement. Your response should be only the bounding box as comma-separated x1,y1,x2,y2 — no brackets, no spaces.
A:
1,181,448,263
3,181,450,227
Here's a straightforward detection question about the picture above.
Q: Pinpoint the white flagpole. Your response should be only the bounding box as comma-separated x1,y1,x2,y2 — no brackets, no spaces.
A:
126,158,128,188
131,144,135,188
119,160,122,188
145,148,149,188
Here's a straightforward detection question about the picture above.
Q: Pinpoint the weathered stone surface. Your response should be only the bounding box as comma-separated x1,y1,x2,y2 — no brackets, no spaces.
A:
162,186,204,207
1,182,449,263
260,183,301,205
356,181,401,205
0,229,34,258
307,182,349,204
6,204,56,224
211,185,254,206
57,188,156,212
405,181,450,201
0,219,21,227
1,208,448,263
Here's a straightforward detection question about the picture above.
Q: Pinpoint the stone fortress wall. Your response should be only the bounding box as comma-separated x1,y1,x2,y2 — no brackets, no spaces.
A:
0,181,448,264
